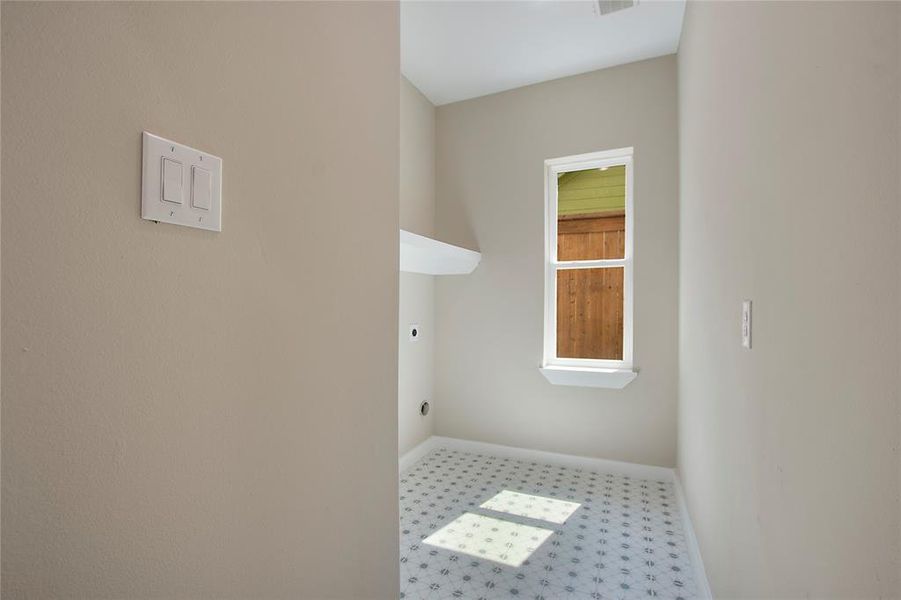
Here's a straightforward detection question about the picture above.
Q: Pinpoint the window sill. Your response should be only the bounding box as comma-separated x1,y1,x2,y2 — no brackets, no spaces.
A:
539,366,637,389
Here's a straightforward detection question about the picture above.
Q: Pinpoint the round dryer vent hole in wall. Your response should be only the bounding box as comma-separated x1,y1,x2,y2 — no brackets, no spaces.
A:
420,401,430,416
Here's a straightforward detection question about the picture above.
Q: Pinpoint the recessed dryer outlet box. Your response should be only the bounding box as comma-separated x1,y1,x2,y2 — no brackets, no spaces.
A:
142,132,222,232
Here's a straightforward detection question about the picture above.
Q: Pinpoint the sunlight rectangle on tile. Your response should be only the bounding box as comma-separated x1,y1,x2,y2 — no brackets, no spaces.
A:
479,490,581,524
422,512,554,567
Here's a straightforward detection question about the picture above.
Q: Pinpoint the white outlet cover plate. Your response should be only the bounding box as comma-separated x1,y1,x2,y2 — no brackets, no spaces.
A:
741,299,752,348
142,131,222,232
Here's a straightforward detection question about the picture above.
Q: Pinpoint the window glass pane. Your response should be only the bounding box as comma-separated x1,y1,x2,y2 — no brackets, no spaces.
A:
556,267,623,360
557,165,626,260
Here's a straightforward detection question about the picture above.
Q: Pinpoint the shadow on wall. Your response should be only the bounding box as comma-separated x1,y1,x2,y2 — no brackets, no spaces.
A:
435,177,479,251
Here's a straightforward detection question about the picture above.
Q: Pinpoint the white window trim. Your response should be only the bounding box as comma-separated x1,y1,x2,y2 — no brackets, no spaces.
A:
541,148,636,388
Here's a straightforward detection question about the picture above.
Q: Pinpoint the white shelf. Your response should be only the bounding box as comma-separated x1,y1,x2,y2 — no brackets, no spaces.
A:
400,229,481,275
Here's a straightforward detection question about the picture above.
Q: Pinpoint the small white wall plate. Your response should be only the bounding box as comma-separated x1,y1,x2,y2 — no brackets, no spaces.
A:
741,299,752,349
142,132,222,232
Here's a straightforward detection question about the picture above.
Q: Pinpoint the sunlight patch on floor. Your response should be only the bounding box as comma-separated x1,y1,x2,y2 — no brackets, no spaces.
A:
480,489,581,524
422,512,554,567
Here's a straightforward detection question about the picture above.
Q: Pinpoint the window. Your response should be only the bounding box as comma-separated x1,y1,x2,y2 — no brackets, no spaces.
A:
541,148,636,388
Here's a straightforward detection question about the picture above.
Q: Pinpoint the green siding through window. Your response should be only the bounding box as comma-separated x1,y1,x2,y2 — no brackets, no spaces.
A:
557,165,626,216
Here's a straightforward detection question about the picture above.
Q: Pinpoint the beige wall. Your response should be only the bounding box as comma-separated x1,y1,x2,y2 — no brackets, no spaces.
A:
678,1,901,596
1,3,399,598
434,57,679,467
1,4,3,587
398,78,436,457
398,271,434,456
400,78,436,238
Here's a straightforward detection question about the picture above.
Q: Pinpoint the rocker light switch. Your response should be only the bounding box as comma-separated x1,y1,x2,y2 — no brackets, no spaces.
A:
161,158,183,204
191,166,212,210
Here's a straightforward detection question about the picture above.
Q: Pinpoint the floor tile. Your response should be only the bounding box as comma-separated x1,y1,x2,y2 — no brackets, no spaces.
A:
400,448,698,599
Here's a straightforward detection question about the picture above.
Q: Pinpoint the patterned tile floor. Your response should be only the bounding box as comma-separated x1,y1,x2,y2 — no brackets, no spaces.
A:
399,447,698,600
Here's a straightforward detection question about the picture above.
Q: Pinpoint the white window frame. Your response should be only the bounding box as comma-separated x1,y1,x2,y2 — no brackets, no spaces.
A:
541,148,635,386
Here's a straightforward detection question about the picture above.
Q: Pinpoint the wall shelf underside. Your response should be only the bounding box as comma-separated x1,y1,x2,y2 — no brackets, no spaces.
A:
400,229,481,275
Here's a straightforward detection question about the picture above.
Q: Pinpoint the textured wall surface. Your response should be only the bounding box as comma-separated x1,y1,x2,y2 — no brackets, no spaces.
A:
398,271,434,456
400,78,436,238
398,78,436,457
1,3,400,597
434,57,679,467
678,2,900,596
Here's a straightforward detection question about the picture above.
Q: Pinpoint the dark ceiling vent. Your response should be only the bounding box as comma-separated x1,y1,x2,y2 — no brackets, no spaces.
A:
594,0,638,17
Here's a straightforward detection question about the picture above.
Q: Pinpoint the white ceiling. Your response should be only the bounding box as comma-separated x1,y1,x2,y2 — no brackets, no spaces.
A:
401,0,686,106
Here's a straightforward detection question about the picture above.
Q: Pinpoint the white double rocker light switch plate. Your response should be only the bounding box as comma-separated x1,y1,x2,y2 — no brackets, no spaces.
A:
142,131,222,232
